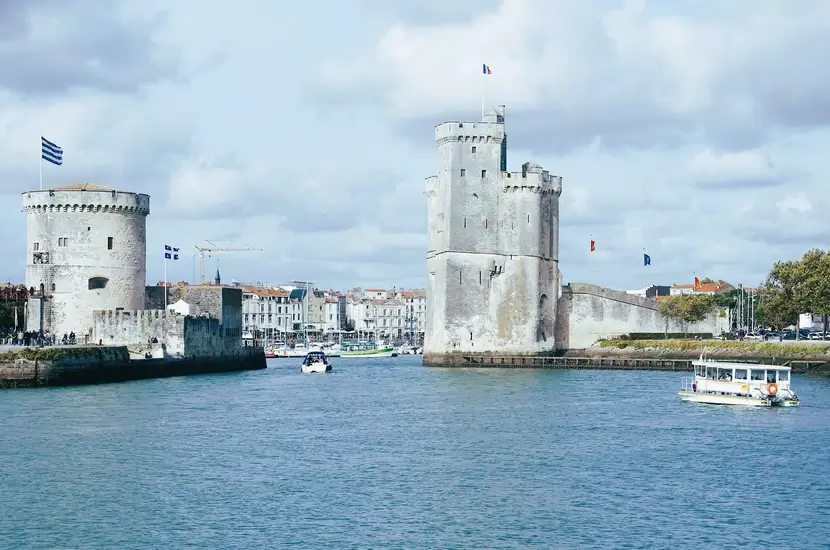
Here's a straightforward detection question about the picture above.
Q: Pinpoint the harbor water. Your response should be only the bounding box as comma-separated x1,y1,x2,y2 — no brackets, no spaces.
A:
2,355,829,549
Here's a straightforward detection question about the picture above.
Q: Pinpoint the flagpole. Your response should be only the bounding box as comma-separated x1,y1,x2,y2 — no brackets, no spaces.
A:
481,73,485,120
164,256,168,310
39,154,43,191
641,248,644,289
589,233,593,274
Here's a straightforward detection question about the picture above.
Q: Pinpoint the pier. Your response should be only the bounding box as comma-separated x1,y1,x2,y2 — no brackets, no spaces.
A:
448,354,830,375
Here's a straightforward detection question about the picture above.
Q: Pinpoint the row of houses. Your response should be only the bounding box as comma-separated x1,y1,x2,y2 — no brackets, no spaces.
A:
626,278,745,299
237,282,427,346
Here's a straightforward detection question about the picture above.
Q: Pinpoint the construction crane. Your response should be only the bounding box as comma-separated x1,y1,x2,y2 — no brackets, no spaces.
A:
194,241,262,284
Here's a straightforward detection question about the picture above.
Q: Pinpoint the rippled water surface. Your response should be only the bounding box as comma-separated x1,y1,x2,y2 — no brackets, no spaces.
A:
2,356,830,549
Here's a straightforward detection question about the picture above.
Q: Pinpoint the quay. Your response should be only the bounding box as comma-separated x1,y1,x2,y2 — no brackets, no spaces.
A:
439,354,830,376
0,345,266,389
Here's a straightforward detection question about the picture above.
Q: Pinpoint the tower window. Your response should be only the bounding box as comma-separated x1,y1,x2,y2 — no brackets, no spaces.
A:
479,271,482,284
463,217,467,228
485,219,488,229
107,237,113,249
481,170,487,177
527,214,530,223
459,271,462,285
88,276,109,290
472,146,477,153
33,242,39,251
460,169,466,177
58,237,68,247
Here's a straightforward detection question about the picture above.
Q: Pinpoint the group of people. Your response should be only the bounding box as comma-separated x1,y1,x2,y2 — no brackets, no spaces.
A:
2,328,78,346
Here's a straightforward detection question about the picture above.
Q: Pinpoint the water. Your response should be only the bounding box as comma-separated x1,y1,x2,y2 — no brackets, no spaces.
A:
2,356,829,549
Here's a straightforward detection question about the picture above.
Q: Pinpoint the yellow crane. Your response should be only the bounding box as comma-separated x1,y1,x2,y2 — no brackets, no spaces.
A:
194,241,262,284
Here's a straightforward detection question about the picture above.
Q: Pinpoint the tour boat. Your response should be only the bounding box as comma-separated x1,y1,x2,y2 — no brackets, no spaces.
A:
301,350,332,374
678,353,799,407
339,340,395,358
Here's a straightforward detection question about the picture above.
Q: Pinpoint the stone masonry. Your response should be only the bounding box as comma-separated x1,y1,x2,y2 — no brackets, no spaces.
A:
424,106,563,361
23,183,150,340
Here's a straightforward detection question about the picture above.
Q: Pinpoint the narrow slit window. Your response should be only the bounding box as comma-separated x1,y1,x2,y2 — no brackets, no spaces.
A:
472,146,477,153
479,271,482,284
107,237,113,250
464,217,467,228
485,219,488,229
459,271,462,285
527,214,530,223
460,169,466,177
481,169,487,177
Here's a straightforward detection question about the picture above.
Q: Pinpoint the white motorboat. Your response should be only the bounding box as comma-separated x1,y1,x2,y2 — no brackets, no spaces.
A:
301,350,332,374
678,352,799,407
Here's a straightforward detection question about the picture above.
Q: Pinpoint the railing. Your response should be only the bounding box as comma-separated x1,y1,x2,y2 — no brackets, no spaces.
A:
680,377,695,392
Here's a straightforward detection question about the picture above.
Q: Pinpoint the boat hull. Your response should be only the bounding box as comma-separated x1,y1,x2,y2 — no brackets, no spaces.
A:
678,391,799,407
339,348,395,358
301,364,332,374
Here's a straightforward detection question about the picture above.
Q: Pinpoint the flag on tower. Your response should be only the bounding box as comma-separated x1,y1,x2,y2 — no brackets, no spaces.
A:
41,137,63,166
482,64,492,75
590,239,596,252
164,245,179,260
644,253,651,266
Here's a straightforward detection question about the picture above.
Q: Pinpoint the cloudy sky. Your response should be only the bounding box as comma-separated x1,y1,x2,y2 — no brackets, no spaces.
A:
2,0,828,292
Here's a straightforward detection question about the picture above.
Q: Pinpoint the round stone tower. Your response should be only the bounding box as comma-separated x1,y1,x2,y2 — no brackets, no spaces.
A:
22,183,150,340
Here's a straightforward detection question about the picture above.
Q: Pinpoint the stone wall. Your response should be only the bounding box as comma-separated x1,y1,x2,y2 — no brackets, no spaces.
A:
0,345,266,388
144,285,243,342
22,188,150,338
555,283,729,350
92,309,244,357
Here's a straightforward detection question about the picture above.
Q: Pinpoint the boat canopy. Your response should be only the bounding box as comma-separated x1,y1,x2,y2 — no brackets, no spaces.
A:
691,360,791,372
304,350,327,359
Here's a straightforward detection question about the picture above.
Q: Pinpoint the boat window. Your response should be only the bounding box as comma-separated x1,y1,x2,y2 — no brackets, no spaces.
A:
734,369,747,380
779,370,790,382
695,365,704,376
706,367,716,379
750,369,765,381
767,371,777,383
716,368,733,381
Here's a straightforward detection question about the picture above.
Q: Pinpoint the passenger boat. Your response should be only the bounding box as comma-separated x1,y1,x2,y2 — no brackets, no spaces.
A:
678,353,799,407
301,350,332,374
339,341,395,358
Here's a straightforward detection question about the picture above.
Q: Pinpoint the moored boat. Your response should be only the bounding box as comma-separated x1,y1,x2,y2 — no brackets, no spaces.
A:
339,340,395,358
678,353,799,407
301,350,332,373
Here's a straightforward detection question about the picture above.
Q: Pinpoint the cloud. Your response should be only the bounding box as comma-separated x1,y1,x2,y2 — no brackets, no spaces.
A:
0,2,181,97
314,0,830,153
688,148,781,190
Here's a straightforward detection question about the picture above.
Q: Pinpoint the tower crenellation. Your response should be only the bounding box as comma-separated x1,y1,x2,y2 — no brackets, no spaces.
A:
424,106,563,359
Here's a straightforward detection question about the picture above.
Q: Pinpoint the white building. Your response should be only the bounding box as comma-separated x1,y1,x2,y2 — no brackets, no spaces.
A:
424,106,562,357
23,183,150,340
343,288,426,344
240,286,291,345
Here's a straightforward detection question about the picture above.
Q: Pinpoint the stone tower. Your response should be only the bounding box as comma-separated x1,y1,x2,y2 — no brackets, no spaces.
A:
424,107,563,362
23,183,150,340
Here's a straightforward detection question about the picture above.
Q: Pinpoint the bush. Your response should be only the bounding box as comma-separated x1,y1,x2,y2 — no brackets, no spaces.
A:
626,332,714,340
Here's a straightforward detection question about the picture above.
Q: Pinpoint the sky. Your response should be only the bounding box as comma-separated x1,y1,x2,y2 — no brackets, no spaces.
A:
1,0,829,292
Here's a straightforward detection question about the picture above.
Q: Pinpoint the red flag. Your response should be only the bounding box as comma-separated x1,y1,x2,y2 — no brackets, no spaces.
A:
590,240,596,252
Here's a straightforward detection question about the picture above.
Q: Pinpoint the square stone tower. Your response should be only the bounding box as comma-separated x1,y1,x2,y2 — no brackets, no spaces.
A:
424,107,563,363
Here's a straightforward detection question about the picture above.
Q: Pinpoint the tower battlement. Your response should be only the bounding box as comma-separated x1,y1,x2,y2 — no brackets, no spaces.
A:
23,185,150,216
502,162,563,195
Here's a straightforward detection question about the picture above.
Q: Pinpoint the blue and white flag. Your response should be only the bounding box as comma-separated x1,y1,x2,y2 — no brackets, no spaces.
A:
164,245,179,260
644,253,651,266
41,137,63,166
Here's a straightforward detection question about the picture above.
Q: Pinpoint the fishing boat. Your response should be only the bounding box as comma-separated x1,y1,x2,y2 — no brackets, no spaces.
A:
678,352,799,407
339,340,395,358
301,350,332,373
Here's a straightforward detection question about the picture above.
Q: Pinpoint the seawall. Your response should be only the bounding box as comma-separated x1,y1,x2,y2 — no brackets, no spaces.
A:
0,345,267,388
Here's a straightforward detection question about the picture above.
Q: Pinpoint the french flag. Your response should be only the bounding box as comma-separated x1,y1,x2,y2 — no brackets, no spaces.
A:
482,64,492,75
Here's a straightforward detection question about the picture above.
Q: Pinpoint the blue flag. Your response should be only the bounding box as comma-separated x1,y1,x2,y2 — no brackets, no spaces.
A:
644,253,651,266
164,245,179,260
41,137,63,166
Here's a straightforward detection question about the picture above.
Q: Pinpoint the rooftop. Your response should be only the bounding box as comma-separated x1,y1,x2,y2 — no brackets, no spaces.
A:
52,183,115,191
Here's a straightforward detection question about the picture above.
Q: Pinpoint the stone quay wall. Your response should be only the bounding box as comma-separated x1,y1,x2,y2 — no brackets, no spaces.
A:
0,345,266,388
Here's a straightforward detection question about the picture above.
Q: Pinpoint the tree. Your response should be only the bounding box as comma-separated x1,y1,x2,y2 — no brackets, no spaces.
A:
658,294,716,337
759,259,803,331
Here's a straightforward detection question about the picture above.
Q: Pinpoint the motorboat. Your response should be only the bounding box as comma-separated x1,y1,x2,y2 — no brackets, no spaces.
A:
301,350,332,374
678,352,799,407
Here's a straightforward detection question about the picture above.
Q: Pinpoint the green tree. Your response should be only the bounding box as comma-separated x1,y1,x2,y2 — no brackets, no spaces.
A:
759,259,804,331
658,294,715,337
0,301,25,330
